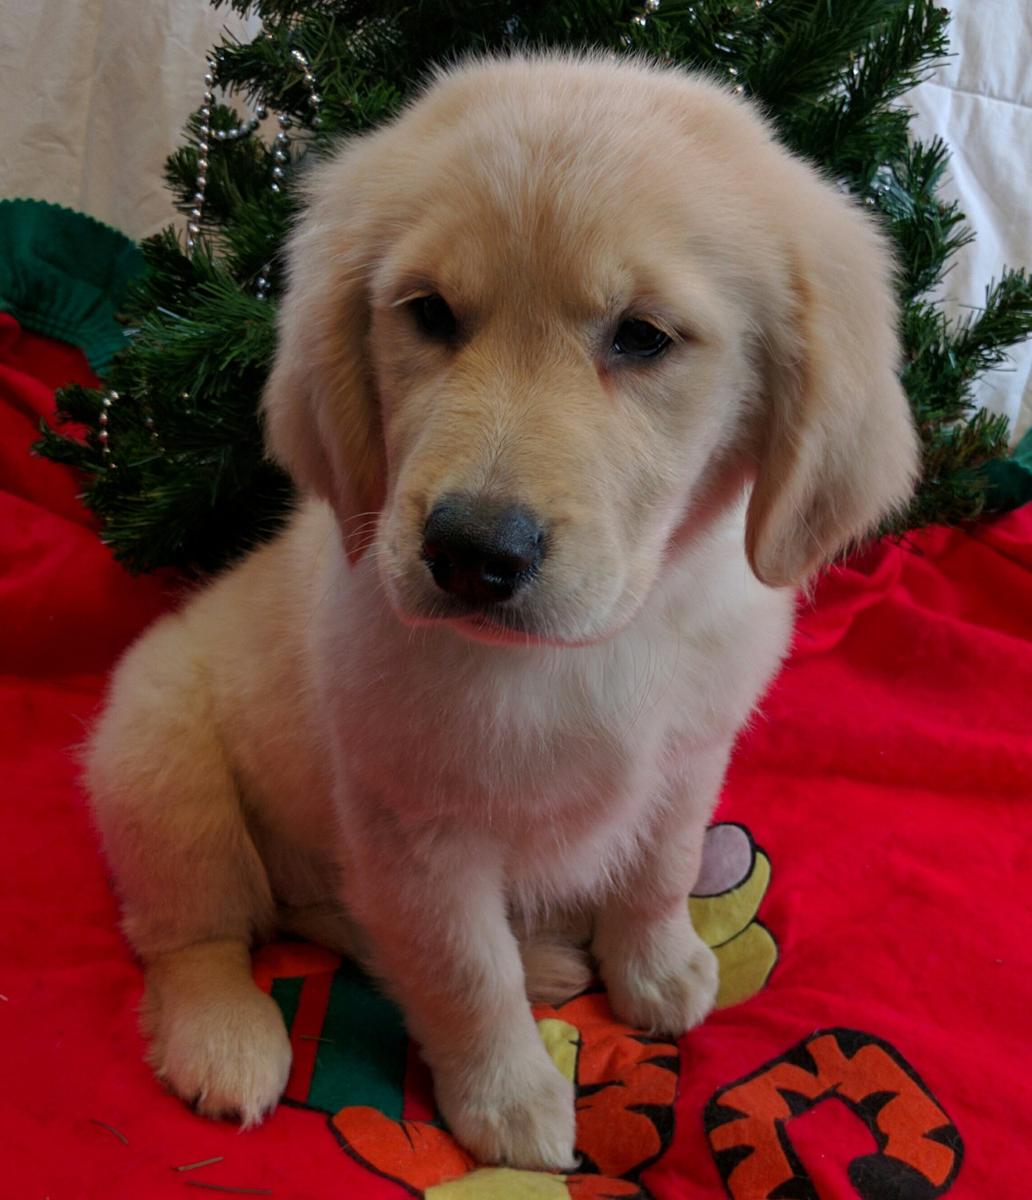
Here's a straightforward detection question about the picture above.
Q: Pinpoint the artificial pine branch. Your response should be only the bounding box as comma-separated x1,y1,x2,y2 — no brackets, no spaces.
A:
955,270,1032,368
879,138,973,303
35,0,1032,574
750,0,907,106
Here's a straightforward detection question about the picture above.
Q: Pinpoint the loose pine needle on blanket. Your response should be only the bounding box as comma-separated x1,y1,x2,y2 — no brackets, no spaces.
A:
89,1119,128,1144
174,1157,225,1172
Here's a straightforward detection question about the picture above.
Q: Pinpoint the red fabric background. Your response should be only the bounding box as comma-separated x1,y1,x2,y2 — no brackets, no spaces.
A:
1,313,1029,1198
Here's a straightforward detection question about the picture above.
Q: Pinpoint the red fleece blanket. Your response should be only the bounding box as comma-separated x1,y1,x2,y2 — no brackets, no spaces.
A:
2,312,1030,1200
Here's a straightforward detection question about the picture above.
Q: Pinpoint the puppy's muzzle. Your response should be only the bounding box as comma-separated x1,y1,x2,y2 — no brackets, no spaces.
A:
422,494,544,606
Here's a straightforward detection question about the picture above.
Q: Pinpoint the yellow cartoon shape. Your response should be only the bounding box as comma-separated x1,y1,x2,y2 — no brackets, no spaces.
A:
690,822,778,1009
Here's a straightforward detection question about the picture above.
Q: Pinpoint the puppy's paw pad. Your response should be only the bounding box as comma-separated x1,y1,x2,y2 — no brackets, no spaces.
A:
148,986,292,1127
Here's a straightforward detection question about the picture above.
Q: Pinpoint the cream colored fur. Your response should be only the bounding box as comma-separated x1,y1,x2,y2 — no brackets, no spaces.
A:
85,53,918,1170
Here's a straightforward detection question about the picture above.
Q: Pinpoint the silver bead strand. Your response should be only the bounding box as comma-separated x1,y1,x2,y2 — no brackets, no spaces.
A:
188,55,217,252
267,45,320,200
257,40,322,298
212,39,265,142
217,100,268,142
99,390,117,469
632,0,659,27
259,106,296,298
257,42,319,298
142,405,164,453
189,49,267,253
290,46,323,129
269,113,291,195
255,111,290,299
627,0,658,40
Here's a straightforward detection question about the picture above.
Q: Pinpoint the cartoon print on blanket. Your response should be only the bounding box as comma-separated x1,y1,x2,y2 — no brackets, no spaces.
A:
705,1028,964,1200
255,822,777,1197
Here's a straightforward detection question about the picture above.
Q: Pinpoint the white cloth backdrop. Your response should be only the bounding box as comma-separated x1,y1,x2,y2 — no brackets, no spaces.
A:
1,0,1029,435
907,0,1032,436
0,0,259,238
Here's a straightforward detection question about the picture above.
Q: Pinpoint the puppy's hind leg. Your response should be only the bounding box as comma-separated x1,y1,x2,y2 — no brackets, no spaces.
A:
513,908,595,1006
85,618,291,1126
519,937,593,1006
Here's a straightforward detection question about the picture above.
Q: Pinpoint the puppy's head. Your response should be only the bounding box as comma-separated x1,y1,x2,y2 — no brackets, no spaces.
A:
263,54,918,645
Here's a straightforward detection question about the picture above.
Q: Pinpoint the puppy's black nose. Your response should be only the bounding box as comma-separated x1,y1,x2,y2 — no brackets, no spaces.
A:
422,496,544,605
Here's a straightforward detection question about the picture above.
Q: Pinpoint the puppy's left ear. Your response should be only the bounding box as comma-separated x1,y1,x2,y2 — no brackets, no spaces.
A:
745,183,920,587
261,148,386,564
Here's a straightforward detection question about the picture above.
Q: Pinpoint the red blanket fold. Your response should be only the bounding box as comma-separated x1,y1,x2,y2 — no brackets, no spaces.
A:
1,314,1029,1199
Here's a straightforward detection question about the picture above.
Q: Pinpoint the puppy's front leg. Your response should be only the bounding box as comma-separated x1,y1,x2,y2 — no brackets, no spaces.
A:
344,827,576,1171
593,746,728,1037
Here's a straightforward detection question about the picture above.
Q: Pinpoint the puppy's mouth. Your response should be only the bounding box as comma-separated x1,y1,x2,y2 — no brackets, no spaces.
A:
384,576,546,644
449,609,541,646
391,582,619,649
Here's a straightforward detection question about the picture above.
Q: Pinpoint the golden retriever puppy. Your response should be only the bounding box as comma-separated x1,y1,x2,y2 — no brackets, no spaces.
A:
85,52,918,1170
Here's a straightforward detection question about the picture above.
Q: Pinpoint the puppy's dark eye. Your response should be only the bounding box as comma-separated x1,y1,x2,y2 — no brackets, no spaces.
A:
410,293,457,342
612,319,671,360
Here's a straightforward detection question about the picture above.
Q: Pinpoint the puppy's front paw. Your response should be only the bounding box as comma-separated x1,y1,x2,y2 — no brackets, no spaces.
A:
601,921,719,1038
434,1051,577,1171
146,981,292,1127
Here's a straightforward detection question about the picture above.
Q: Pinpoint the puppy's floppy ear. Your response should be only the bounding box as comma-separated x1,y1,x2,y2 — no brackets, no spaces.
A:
745,182,920,587
261,150,385,563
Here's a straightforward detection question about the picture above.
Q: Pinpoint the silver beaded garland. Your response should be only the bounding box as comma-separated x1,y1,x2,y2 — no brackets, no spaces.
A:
290,46,323,127
187,55,218,252
143,405,164,452
185,37,322,286
255,262,272,299
186,54,270,251
218,102,266,141
255,42,327,297
270,114,291,195
99,391,117,468
631,0,659,27
135,37,323,459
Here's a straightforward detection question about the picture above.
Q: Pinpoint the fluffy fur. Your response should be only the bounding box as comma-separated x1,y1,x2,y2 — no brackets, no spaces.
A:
85,53,918,1170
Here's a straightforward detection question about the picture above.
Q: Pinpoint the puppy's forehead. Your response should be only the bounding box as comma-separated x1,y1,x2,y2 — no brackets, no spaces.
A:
370,73,738,312
357,59,782,324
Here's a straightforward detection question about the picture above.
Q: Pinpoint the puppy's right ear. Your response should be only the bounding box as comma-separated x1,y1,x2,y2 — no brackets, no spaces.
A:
744,166,919,587
261,152,385,563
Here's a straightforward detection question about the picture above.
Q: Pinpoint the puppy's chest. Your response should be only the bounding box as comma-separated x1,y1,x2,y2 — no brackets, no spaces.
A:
332,638,682,831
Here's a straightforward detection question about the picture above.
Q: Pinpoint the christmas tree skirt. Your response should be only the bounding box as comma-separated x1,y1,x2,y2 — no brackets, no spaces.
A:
2,314,1030,1199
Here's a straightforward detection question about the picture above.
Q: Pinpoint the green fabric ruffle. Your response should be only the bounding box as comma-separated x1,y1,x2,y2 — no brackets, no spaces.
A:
0,198,144,371
986,424,1032,512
